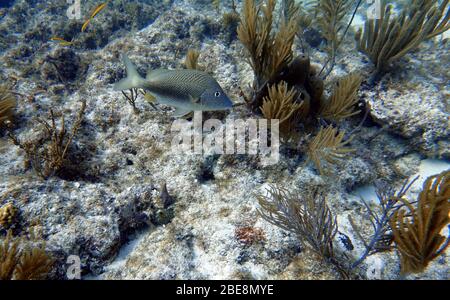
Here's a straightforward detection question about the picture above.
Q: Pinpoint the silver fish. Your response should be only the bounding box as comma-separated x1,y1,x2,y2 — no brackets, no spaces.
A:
114,55,233,117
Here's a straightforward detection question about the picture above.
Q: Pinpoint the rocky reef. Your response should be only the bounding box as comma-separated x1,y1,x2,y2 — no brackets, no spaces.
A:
0,0,448,280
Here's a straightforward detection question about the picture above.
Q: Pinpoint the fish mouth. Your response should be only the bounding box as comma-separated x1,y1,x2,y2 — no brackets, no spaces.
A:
206,97,233,111
224,98,234,109
210,100,233,111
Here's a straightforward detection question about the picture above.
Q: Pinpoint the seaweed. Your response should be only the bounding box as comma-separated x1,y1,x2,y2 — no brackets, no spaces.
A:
307,125,354,175
0,85,16,128
319,73,362,122
0,231,53,280
8,100,86,179
356,0,450,79
390,170,450,274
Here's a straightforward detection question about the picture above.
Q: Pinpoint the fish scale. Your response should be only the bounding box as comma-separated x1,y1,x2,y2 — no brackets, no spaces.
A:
148,70,215,100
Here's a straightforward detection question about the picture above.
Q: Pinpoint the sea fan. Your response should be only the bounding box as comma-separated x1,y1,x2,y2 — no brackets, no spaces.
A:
356,0,450,75
237,0,297,89
184,49,200,70
320,73,362,122
390,170,450,274
260,81,303,136
257,185,337,259
0,231,53,280
307,126,354,175
317,0,353,57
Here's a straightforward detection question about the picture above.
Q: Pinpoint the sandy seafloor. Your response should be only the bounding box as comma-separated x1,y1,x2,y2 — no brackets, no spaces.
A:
0,0,449,280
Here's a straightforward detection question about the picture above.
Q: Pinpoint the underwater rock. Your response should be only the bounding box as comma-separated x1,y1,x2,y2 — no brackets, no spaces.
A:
0,0,448,281
303,28,324,48
0,180,158,277
41,48,82,83
366,82,449,158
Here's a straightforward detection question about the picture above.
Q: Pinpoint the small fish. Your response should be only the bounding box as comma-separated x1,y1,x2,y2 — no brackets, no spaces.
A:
113,55,233,117
81,1,109,32
50,37,74,46
81,19,91,33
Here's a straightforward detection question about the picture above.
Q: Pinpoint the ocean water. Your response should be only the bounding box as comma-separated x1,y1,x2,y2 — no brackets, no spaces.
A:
0,0,449,282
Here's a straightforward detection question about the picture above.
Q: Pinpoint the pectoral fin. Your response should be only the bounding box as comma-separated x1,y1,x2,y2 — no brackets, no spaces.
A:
173,107,191,117
143,92,156,103
189,94,201,104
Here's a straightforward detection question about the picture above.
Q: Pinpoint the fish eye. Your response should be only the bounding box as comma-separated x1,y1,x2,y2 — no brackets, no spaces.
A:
214,91,221,97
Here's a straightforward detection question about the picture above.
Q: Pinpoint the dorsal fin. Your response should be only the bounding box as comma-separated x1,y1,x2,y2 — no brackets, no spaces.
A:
146,69,170,80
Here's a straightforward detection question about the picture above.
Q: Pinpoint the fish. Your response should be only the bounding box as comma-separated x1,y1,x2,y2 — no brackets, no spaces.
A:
113,55,233,117
81,1,109,32
81,19,91,33
50,37,74,46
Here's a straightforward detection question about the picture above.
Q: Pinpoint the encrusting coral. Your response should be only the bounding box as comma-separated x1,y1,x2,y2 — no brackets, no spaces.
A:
0,203,18,229
390,170,450,274
355,0,450,79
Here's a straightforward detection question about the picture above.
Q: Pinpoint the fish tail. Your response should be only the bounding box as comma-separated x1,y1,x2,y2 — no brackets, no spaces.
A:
113,55,145,91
